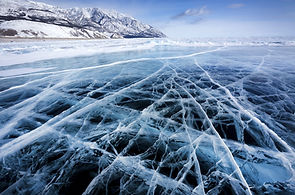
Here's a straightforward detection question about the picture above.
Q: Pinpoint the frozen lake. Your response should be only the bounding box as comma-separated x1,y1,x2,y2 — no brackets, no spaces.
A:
0,38,295,194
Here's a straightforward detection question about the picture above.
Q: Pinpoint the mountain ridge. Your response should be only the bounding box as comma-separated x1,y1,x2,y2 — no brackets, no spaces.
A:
0,0,166,39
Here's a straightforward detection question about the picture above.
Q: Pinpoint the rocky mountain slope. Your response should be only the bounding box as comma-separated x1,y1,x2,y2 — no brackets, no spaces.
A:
0,0,165,39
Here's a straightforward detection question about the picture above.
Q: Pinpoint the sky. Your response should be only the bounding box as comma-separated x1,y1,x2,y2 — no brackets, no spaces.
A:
41,0,295,38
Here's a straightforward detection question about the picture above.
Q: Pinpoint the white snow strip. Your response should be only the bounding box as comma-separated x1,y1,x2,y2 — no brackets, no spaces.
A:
0,125,54,159
0,46,223,80
0,39,157,66
0,67,54,76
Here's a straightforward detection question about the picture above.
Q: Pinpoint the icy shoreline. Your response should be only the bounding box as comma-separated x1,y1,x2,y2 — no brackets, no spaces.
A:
1,37,295,67
0,37,110,43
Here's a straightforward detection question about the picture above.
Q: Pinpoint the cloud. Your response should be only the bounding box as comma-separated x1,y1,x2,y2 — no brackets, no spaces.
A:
173,6,209,19
228,3,245,9
172,6,209,24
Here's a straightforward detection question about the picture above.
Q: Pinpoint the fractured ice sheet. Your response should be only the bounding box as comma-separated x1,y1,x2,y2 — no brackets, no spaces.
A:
0,39,295,194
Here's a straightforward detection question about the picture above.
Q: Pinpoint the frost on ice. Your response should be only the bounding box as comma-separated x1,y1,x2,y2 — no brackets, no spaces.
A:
0,39,295,194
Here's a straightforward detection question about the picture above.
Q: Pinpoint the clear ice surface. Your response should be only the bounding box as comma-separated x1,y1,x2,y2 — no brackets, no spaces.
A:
0,38,295,194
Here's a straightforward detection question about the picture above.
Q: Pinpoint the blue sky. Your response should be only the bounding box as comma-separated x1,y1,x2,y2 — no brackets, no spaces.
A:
42,0,295,38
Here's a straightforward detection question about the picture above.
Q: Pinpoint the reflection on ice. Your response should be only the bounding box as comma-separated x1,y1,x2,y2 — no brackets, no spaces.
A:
0,38,295,194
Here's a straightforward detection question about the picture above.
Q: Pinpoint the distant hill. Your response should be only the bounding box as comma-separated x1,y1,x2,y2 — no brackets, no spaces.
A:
0,0,166,39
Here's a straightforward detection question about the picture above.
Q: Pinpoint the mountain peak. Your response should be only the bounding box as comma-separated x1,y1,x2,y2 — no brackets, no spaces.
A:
0,0,165,39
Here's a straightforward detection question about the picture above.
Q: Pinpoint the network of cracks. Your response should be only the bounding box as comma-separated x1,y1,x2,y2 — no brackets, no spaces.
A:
0,46,295,195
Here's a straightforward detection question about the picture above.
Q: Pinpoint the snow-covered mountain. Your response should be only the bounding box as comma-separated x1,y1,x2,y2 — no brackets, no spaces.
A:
0,0,165,39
